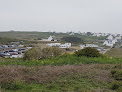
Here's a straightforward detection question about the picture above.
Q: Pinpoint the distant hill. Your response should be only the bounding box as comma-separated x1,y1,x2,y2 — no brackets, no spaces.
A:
0,31,106,45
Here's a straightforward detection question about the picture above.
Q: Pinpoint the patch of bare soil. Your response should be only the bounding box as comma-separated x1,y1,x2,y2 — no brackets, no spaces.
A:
0,64,116,84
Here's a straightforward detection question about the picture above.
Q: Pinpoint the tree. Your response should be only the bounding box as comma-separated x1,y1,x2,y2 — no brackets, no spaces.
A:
74,47,102,57
23,47,62,60
61,36,83,44
23,48,42,60
86,32,92,36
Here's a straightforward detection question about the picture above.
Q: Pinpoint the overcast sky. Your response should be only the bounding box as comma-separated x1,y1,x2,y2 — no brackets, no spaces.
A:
0,0,122,33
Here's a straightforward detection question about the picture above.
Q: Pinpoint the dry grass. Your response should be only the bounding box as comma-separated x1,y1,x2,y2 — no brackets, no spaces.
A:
106,48,122,58
0,64,117,84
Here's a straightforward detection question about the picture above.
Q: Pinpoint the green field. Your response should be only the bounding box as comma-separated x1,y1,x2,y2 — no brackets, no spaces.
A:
0,55,122,66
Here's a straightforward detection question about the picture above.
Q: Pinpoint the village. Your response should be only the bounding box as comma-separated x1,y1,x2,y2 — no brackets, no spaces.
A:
0,32,122,58
0,1,122,91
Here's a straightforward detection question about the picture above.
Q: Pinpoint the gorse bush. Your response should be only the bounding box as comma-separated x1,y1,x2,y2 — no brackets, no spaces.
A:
74,47,102,57
23,48,42,60
1,81,23,90
41,47,62,59
111,65,122,91
23,47,62,60
111,81,122,90
111,69,122,80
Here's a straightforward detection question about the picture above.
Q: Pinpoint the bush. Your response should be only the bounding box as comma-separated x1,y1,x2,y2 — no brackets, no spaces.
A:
1,81,23,90
111,69,122,91
111,69,122,80
41,47,62,59
111,81,122,90
23,47,62,60
61,36,83,44
23,48,42,60
74,47,102,57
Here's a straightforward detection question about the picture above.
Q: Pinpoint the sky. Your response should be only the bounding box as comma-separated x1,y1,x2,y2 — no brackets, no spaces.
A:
0,0,122,33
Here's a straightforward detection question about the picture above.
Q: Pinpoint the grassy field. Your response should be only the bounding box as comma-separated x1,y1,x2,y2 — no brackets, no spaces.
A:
0,54,122,92
0,31,68,40
0,64,121,92
0,55,122,66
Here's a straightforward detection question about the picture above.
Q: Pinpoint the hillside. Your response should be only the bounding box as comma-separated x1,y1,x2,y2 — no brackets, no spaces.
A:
0,48,122,92
0,37,18,45
106,48,122,58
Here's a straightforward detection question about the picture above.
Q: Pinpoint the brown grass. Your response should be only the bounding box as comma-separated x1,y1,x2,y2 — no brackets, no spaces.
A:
0,64,117,84
106,48,122,58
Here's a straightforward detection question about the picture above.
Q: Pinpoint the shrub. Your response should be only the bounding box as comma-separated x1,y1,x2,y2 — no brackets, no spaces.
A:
23,47,62,60
111,69,122,80
61,36,83,44
114,64,122,69
1,81,23,90
111,81,122,90
41,47,62,59
74,47,102,57
23,48,42,60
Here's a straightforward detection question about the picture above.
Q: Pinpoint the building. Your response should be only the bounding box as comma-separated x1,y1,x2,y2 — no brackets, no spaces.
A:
85,44,99,47
46,43,61,47
59,43,71,48
80,45,85,49
103,40,115,47
47,35,57,41
42,35,58,41
80,44,99,49
107,35,113,40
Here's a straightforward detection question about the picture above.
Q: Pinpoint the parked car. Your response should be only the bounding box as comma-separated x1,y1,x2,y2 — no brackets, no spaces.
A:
13,49,18,52
0,53,5,57
9,52,18,55
9,50,14,52
4,50,9,53
5,52,10,55
10,54,23,58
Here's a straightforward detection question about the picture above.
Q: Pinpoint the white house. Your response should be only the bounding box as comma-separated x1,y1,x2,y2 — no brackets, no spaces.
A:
107,35,113,40
103,34,122,47
80,44,98,49
115,36,121,40
92,33,108,37
47,35,57,41
59,43,71,48
103,40,115,47
80,45,85,49
46,43,61,47
69,32,74,35
85,44,99,47
42,35,57,41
